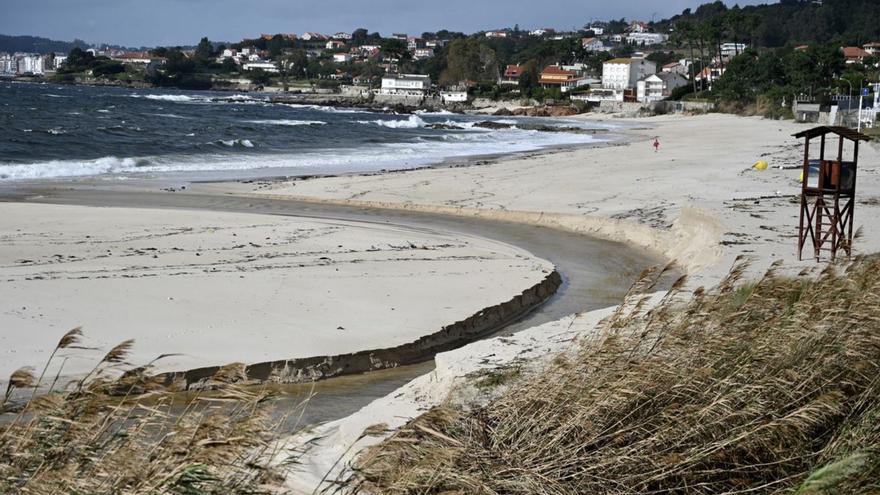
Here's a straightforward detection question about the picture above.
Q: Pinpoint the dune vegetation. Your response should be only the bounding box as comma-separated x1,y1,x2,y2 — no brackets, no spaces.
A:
0,331,299,495
351,255,880,494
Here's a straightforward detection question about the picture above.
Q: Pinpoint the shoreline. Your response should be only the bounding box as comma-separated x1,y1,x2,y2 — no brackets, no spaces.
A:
229,112,880,492
1,187,664,410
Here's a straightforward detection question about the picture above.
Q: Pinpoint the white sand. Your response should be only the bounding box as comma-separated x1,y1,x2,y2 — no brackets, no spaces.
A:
251,113,880,284
251,113,880,492
0,203,552,382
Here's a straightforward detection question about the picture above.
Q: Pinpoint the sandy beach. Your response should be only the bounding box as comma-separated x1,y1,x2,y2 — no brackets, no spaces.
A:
245,113,880,283
0,202,553,382
211,112,880,491
3,112,879,493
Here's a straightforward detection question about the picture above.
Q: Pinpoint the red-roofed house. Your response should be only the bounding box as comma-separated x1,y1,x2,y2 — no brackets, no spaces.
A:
539,65,577,88
842,46,869,64
500,64,525,85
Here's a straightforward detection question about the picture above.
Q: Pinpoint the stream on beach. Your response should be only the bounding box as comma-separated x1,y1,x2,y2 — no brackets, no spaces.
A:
1,187,672,432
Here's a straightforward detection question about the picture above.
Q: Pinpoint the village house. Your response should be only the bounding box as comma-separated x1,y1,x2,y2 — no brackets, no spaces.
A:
301,32,328,41
485,30,509,38
333,32,352,40
842,46,869,64
499,64,524,85
111,51,154,65
391,33,408,41
425,39,448,49
413,48,434,60
628,21,649,33
581,37,607,52
15,53,44,75
539,65,577,89
326,40,346,51
587,25,605,35
333,53,353,63
242,61,279,73
379,73,431,96
529,28,554,37
407,37,422,51
864,42,880,56
720,42,748,57
602,57,656,91
440,87,468,103
662,61,688,76
695,65,725,89
636,72,688,102
626,32,669,46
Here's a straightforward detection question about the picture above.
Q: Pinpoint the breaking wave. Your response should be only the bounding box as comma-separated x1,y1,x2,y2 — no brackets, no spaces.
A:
357,115,426,129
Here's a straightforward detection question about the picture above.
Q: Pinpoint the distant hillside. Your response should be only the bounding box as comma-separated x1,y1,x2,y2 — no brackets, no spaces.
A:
655,0,880,48
0,34,89,54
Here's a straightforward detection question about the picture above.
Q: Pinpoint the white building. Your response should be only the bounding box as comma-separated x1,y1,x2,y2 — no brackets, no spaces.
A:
629,21,649,33
626,32,669,46
581,37,607,52
637,72,688,102
333,53,353,63
333,32,352,40
587,26,605,35
602,57,656,90
529,29,554,37
17,54,44,75
485,30,509,38
0,53,16,74
380,74,431,96
720,43,748,57
326,40,346,50
413,48,434,60
301,32,328,41
52,54,67,69
242,61,279,73
440,89,468,103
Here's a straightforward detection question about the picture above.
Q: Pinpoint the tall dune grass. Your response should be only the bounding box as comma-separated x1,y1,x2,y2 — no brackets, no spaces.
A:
0,334,299,494
351,255,880,494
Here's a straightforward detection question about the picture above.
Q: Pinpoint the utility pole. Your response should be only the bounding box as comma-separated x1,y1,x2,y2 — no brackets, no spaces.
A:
858,85,867,132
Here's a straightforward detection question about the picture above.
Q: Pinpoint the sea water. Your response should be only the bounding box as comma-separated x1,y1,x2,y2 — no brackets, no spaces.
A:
0,82,614,181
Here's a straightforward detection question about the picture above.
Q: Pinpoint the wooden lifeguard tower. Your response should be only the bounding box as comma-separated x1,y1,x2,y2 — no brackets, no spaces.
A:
794,126,870,261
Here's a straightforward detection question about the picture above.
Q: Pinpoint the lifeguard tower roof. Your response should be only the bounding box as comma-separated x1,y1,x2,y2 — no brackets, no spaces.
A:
793,126,871,141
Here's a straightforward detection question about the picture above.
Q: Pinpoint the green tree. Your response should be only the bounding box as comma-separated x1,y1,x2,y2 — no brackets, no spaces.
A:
441,38,498,86
381,38,409,61
195,37,214,63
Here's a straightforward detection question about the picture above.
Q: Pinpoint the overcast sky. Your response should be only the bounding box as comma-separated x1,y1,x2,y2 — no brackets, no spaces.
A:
2,0,771,47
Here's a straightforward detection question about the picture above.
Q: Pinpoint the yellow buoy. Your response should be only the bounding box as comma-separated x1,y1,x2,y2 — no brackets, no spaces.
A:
753,160,769,171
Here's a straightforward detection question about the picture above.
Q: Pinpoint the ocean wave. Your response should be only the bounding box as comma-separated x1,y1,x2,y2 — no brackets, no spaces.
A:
245,119,326,126
149,113,189,119
281,103,372,114
0,128,603,181
218,139,255,148
357,115,426,129
0,156,148,180
46,128,66,135
415,109,455,115
134,94,198,102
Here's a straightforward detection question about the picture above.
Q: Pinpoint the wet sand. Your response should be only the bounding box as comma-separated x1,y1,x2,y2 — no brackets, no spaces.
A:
1,184,665,425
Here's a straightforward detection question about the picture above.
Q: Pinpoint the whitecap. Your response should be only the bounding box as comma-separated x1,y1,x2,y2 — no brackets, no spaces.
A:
244,119,326,126
356,115,426,129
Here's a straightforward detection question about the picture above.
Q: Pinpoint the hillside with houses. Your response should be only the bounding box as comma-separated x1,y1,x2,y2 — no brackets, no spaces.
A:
2,0,879,126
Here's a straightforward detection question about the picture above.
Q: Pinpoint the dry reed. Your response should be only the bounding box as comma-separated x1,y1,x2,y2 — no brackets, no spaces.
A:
350,255,880,494
0,332,297,494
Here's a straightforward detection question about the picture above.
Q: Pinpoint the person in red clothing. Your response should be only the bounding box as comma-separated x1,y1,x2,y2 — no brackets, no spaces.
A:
653,137,660,153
